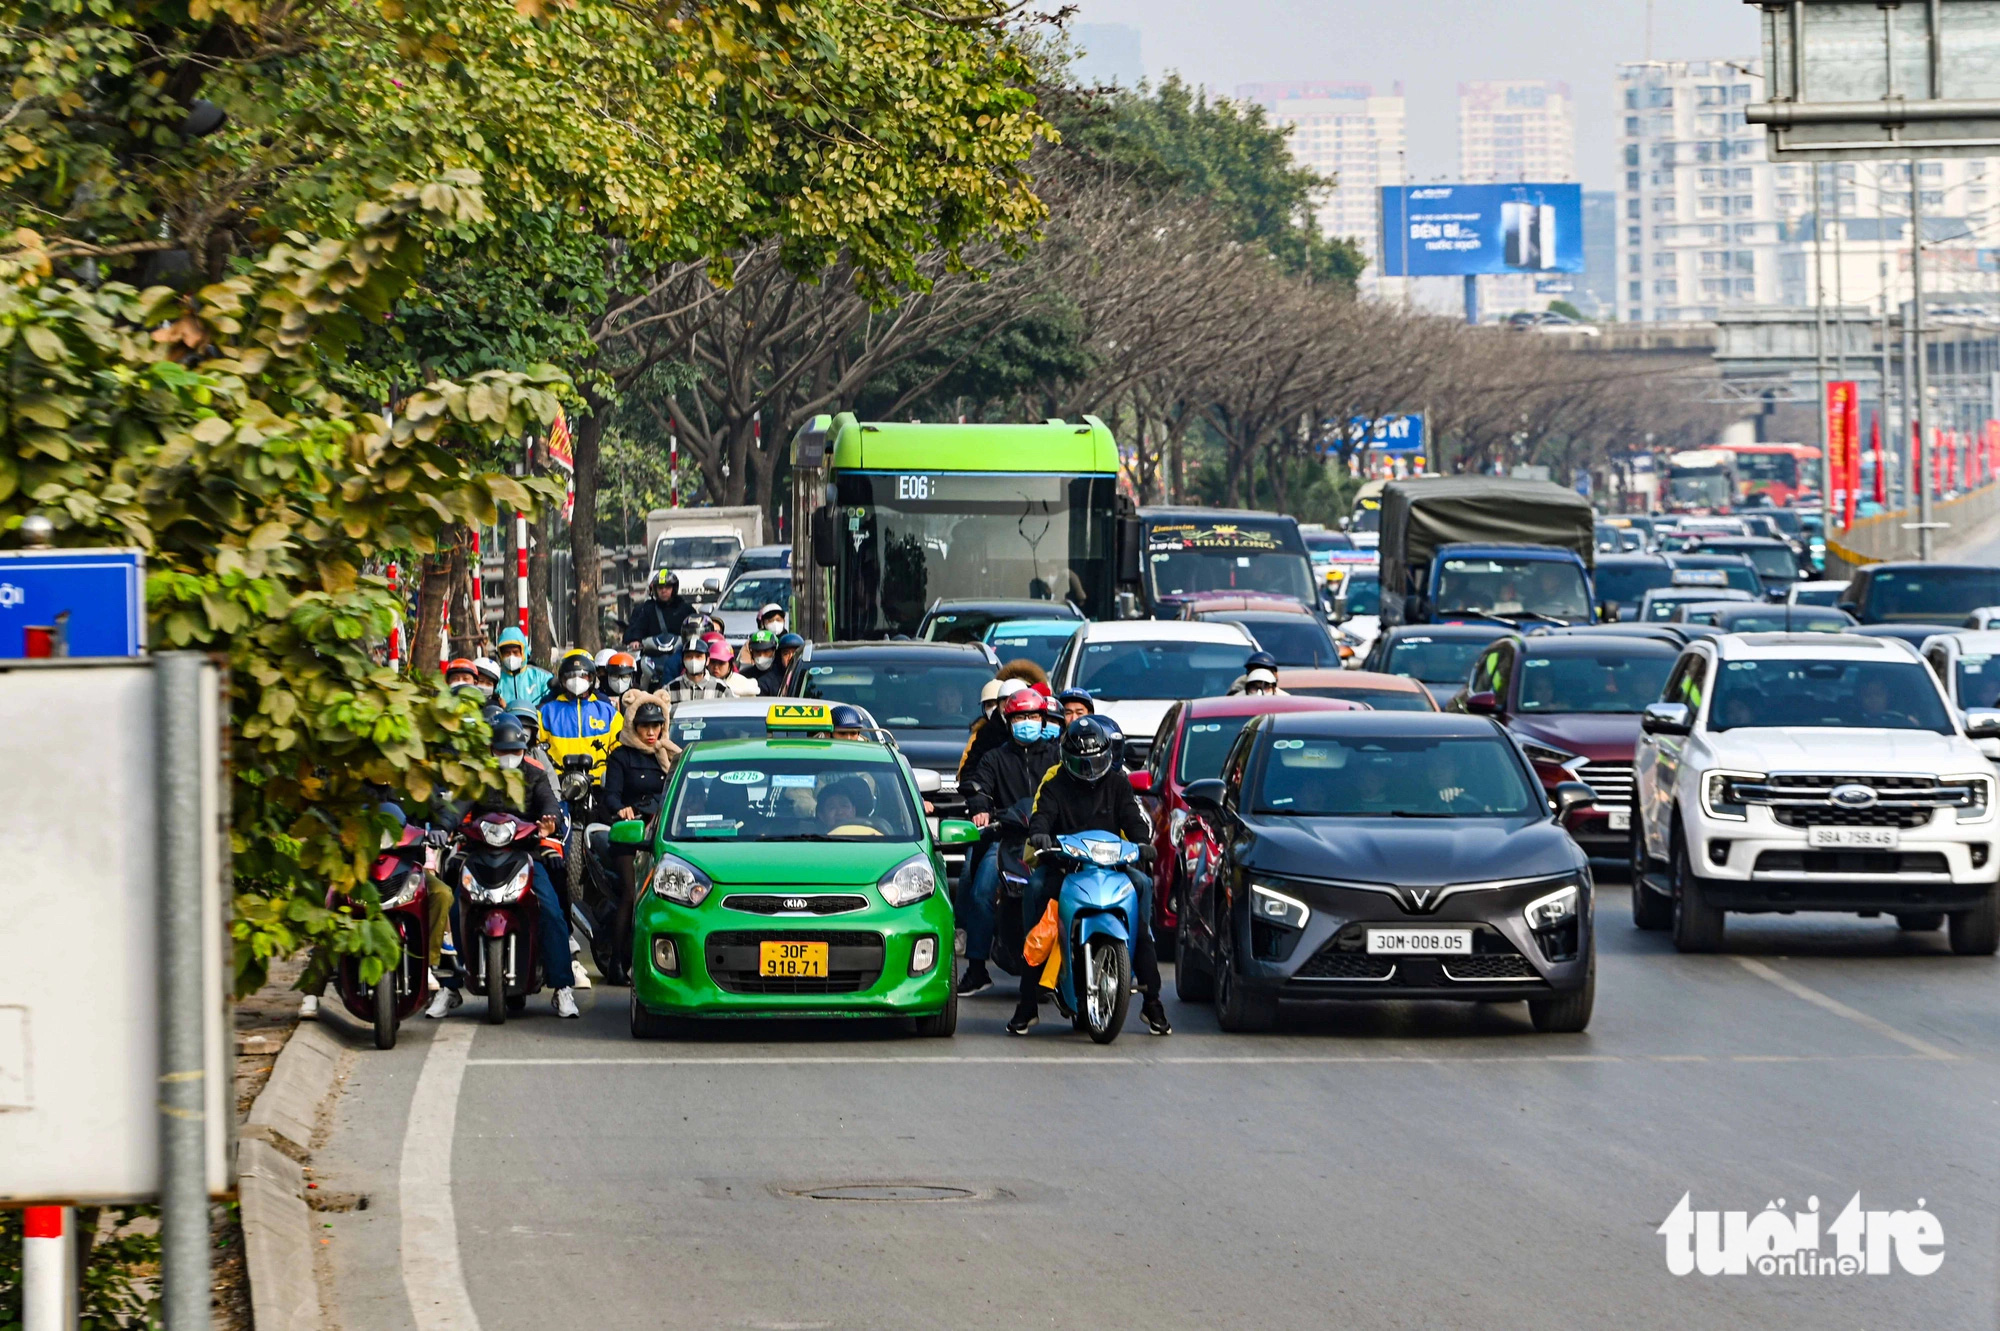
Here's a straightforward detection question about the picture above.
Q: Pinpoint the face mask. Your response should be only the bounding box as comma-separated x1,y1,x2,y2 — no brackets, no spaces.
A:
766,617,786,634
683,657,706,676
753,654,774,670
496,753,523,770
563,675,590,696
500,652,523,673
606,677,631,696
983,702,998,719
1011,718,1044,743
1041,720,1062,741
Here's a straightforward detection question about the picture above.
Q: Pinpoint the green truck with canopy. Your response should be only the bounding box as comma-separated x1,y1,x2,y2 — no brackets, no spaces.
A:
1376,476,1598,628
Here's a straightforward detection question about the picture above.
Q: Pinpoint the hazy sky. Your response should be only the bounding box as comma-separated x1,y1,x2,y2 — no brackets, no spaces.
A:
1067,0,1762,188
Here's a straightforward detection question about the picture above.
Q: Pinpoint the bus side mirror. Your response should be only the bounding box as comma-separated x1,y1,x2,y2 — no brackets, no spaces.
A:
811,508,839,568
1116,516,1142,583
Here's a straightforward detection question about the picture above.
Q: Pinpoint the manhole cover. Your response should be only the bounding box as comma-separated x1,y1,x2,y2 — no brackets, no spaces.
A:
797,1184,977,1202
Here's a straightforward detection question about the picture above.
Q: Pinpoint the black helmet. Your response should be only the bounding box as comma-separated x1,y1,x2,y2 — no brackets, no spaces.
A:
652,568,679,592
632,701,666,727
1060,714,1119,784
1244,650,1279,674
490,716,530,754
777,632,806,652
505,703,541,738
829,704,868,731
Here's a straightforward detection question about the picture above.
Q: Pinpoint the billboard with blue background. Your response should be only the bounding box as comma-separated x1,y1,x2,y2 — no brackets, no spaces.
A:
1380,184,1585,277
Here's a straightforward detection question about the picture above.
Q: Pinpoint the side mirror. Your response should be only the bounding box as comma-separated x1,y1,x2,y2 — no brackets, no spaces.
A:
1837,601,1859,616
912,767,943,795
935,818,980,846
1115,515,1143,583
1551,781,1597,820
1964,708,2000,740
608,818,647,847
1465,691,1502,716
811,508,840,568
1640,701,1693,735
1597,601,1618,623
1766,588,1788,603
1127,769,1154,794
703,575,722,593
1181,777,1227,811
1332,594,1349,623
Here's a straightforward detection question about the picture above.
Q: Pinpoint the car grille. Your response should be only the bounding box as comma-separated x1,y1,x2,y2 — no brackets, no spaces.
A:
1577,761,1633,807
1753,850,1951,876
1441,955,1539,981
706,929,885,994
1292,951,1395,981
1728,773,1984,826
1771,806,1933,829
722,894,870,916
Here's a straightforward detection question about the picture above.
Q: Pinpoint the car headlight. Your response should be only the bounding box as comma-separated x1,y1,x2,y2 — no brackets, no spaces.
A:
878,854,937,907
1519,739,1586,774
1248,879,1310,930
1523,883,1579,930
1947,773,1994,824
650,852,712,907
1701,770,1761,821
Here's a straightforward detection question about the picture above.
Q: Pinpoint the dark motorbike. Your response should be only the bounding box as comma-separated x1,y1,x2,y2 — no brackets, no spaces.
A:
633,633,683,692
330,824,435,1050
975,800,1034,978
455,811,560,1024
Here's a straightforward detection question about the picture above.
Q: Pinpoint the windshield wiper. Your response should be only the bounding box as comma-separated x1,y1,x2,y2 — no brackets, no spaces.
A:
1435,608,1521,629
1388,810,1462,818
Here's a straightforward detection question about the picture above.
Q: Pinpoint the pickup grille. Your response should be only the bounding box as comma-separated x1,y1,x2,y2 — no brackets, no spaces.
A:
1726,773,1985,826
1577,761,1633,807
1772,807,1932,830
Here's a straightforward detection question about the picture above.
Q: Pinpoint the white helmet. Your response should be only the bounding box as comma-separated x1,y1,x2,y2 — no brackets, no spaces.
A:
593,648,616,670
996,678,1029,700
1245,667,1278,686
980,678,1005,705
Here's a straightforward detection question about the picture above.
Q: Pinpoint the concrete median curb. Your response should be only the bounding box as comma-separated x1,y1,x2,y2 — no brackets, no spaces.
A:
237,1020,344,1331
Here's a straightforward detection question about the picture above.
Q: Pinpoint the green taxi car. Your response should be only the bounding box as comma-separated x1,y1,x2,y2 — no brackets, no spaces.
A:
623,704,975,1038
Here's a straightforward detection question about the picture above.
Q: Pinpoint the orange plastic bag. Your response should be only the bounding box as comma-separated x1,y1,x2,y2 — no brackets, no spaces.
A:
1022,899,1060,967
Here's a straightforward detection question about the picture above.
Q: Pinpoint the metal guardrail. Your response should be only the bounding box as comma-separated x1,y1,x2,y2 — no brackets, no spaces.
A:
1826,483,2000,574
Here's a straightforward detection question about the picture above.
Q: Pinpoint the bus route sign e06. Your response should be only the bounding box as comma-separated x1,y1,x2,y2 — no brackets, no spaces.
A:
1379,184,1585,278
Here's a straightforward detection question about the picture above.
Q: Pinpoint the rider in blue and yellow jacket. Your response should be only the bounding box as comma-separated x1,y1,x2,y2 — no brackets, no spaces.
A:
539,649,622,779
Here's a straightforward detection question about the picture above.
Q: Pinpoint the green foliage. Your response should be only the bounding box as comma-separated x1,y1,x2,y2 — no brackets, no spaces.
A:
1547,299,1585,320
849,302,1092,421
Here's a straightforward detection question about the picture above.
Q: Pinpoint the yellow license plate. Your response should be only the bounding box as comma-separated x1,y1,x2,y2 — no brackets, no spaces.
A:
760,941,828,977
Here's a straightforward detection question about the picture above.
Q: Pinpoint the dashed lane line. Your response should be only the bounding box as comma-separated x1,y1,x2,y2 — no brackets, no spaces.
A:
1733,956,1959,1061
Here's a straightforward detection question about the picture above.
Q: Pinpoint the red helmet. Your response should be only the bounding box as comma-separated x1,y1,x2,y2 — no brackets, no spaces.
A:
443,657,475,677
1001,690,1046,718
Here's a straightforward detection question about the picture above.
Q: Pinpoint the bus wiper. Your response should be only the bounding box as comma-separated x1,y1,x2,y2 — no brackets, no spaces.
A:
1436,608,1520,629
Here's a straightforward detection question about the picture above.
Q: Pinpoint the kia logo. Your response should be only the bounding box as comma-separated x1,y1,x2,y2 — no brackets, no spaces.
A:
783,897,809,911
1829,783,1879,808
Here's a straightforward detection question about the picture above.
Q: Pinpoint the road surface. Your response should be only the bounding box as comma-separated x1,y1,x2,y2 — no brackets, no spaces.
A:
306,888,1999,1329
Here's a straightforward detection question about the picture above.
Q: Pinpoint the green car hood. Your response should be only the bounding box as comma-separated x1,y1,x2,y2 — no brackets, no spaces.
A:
663,838,924,887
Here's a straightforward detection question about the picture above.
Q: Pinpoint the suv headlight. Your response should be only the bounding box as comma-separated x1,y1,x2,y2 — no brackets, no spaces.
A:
1523,882,1579,930
1248,879,1310,930
1519,739,1586,775
1947,773,1994,824
1701,770,1762,821
649,852,712,907
878,854,937,907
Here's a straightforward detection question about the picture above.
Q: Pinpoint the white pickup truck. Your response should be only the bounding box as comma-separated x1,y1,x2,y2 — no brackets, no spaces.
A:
1631,632,2000,954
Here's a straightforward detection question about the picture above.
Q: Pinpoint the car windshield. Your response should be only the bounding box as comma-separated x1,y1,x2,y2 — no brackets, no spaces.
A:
1074,639,1249,701
1593,562,1674,608
1516,650,1677,714
1304,531,1354,554
984,624,1076,673
666,757,920,842
1865,568,2000,623
800,661,992,730
1145,518,1316,606
1385,635,1494,684
1676,560,1763,594
1709,658,1953,732
1956,654,2000,708
1792,585,1846,607
1713,610,1851,633
1645,593,1723,621
1434,556,1591,621
1251,733,1539,817
1177,717,1254,783
718,577,792,613
1704,544,1798,579
1228,616,1340,667
1341,571,1381,616
668,712,769,747
1289,685,1433,711
654,535,742,568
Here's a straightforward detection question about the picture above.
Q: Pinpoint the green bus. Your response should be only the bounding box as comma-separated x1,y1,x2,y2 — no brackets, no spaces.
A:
790,414,1123,640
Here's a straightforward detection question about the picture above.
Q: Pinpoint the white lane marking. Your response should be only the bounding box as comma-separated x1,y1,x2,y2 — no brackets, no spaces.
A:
1733,957,1958,1061
464,1051,1942,1068
402,1021,482,1331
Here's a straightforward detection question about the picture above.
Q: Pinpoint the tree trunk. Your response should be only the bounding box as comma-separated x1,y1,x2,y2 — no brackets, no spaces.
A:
570,404,606,651
446,532,480,659
415,551,452,673
530,507,555,665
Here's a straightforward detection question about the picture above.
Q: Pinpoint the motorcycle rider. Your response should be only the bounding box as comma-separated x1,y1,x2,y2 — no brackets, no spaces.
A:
741,630,786,695
1007,715,1170,1038
1055,688,1096,725
494,626,552,709
624,569,698,650
602,697,679,967
756,602,788,637
958,690,1061,996
443,657,478,690
438,715,581,1019
667,639,728,703
505,702,564,807
601,651,639,705
472,658,503,700
706,637,761,697
774,631,806,678
1227,650,1286,697
539,649,622,779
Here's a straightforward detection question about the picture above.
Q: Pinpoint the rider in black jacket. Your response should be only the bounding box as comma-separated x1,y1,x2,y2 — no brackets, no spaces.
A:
954,691,1060,996
623,569,698,648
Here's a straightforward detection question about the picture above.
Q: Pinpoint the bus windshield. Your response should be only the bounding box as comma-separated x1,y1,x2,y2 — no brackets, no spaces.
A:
1667,467,1733,509
1144,517,1316,607
1434,556,1591,622
830,473,1116,639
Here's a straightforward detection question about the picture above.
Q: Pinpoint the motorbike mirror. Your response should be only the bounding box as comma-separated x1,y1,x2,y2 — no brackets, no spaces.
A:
935,818,980,846
608,819,647,847
912,767,943,794
1181,777,1227,811
1551,780,1597,820
1127,769,1154,794
1332,594,1349,623
562,753,594,771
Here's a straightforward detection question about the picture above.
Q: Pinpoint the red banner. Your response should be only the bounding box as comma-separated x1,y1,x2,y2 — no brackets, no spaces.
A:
1826,382,1857,508
1871,413,1887,506
546,406,574,473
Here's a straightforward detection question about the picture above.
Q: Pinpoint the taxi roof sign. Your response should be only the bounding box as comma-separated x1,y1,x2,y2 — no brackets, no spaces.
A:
1671,569,1730,588
767,701,833,732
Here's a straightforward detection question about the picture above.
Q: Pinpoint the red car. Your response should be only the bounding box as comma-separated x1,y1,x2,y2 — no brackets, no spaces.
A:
1134,694,1365,937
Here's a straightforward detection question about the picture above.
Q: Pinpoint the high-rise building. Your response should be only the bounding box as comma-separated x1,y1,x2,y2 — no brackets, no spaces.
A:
1458,79,1576,184
1071,24,1143,89
1237,82,1407,291
1576,190,1619,318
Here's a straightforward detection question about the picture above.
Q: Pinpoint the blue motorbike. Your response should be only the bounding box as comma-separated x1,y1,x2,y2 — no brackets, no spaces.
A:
1042,830,1144,1044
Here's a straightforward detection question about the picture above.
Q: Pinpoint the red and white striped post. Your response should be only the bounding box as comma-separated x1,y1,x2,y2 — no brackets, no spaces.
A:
386,561,402,670
23,1205,76,1331
515,510,530,634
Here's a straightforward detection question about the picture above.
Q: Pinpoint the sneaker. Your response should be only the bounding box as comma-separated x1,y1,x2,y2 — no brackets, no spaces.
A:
425,987,462,1019
572,959,593,990
1005,1004,1039,1036
1141,999,1173,1036
298,995,319,1019
955,963,993,997
553,987,581,1019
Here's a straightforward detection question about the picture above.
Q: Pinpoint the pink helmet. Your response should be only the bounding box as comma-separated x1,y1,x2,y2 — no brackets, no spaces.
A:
707,639,735,661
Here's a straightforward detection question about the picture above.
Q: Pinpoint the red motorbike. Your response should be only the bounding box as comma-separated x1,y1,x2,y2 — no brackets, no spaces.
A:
331,824,435,1050
455,811,561,1024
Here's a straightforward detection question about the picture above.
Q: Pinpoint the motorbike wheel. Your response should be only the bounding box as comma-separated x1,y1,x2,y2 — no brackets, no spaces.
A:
373,970,399,1050
484,936,508,1026
1083,938,1131,1045
566,827,586,905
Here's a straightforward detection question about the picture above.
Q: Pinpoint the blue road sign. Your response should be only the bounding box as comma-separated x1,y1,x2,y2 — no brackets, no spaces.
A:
1348,414,1425,455
1379,184,1586,277
0,549,146,657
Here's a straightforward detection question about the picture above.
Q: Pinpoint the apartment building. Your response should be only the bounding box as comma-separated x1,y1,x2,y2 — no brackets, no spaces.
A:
1237,81,1408,291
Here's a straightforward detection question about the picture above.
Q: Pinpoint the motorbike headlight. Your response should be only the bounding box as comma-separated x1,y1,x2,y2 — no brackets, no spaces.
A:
878,854,937,907
380,875,422,911
1248,880,1310,931
488,861,532,905
1523,883,1579,931
1086,840,1127,867
459,865,477,894
479,819,517,847
650,852,712,907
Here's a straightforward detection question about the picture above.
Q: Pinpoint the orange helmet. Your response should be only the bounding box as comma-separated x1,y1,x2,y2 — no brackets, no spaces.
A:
443,657,476,677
